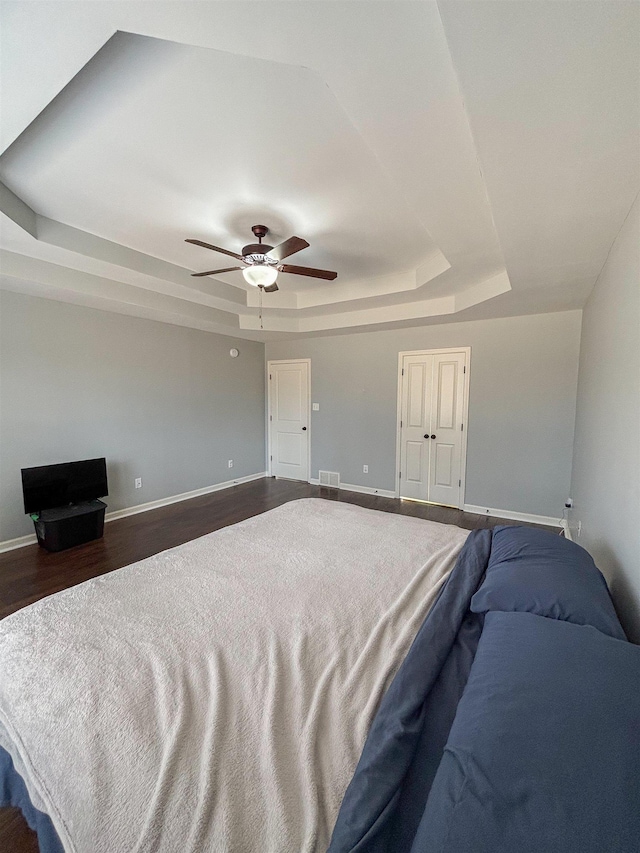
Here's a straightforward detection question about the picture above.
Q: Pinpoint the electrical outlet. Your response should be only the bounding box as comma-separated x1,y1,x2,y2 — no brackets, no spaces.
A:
135,477,142,489
363,464,369,474
228,460,233,468
565,498,573,508
312,403,320,411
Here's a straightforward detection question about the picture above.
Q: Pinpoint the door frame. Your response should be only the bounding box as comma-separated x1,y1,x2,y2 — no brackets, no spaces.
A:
267,359,312,481
394,347,471,508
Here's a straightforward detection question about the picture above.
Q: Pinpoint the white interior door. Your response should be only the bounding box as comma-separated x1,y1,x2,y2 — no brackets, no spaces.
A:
399,355,432,500
427,352,466,507
268,360,310,481
398,350,468,507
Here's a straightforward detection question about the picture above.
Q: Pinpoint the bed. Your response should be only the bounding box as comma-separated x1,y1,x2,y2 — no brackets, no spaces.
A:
4,499,639,853
0,498,469,853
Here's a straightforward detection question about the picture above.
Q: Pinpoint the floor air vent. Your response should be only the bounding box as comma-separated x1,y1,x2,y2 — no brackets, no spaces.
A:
319,470,340,488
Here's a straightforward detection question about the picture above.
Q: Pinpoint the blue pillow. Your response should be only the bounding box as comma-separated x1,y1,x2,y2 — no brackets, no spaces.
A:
470,525,625,639
416,611,640,853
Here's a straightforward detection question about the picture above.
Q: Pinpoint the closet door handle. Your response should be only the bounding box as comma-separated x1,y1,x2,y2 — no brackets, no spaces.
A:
431,434,436,439
424,434,429,439
302,426,307,431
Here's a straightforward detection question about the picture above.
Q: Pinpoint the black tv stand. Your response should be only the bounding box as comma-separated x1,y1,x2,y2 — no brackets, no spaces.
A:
33,500,107,552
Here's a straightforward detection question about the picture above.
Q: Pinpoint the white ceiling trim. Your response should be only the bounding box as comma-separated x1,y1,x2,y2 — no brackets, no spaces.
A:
0,273,271,341
239,272,511,333
0,251,240,328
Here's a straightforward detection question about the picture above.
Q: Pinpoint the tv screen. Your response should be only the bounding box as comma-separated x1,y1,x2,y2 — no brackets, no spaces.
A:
21,458,108,514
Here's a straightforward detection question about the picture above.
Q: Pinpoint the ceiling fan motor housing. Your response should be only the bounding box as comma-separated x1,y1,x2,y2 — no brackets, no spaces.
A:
242,243,274,257
243,224,273,258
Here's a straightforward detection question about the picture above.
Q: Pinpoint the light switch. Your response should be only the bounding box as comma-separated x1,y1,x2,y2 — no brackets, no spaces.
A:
312,403,320,411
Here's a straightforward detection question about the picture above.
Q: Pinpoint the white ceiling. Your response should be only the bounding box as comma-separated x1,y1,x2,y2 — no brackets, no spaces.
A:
1,1,638,340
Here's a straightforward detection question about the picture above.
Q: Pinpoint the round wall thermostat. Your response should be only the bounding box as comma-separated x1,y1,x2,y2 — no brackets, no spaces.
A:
229,348,239,358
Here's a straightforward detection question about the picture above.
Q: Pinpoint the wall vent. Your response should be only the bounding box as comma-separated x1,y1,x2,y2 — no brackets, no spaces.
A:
319,470,340,488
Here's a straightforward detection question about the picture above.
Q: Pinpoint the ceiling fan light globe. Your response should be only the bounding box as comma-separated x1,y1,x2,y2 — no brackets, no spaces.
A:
242,265,278,287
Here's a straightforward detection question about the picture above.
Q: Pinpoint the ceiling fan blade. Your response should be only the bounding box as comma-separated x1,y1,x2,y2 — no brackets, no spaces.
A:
263,282,279,293
191,267,243,277
279,264,337,280
266,236,309,261
185,238,244,261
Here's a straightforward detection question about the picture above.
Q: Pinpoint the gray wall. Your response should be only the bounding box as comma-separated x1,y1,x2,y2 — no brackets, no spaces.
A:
267,311,582,518
0,291,265,541
570,195,640,641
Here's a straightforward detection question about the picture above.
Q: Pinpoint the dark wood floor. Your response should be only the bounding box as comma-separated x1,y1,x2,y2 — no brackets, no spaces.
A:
0,478,556,851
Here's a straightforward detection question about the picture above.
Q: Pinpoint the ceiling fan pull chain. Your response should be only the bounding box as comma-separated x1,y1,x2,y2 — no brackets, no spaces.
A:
259,285,263,330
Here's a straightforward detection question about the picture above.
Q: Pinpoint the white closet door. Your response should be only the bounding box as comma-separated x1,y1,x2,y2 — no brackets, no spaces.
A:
398,350,468,507
399,354,433,500
427,352,466,508
269,361,309,481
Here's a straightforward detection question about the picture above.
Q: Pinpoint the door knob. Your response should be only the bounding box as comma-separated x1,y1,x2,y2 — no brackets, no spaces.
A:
431,434,436,439
302,426,307,431
423,434,429,439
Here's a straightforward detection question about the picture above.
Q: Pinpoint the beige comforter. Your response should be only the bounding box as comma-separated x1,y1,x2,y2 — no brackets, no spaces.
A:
0,498,468,852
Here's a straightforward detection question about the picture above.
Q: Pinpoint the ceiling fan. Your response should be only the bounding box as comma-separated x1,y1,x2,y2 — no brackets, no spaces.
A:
186,225,337,292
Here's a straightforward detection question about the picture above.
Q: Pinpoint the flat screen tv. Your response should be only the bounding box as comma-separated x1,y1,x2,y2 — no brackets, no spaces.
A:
21,458,108,514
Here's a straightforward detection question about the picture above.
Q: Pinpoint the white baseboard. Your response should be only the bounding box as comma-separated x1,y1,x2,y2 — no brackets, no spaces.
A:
560,518,573,540
340,482,397,498
0,532,38,553
307,482,559,523
308,478,396,499
0,472,268,554
463,504,562,528
1,477,560,554
105,472,267,521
